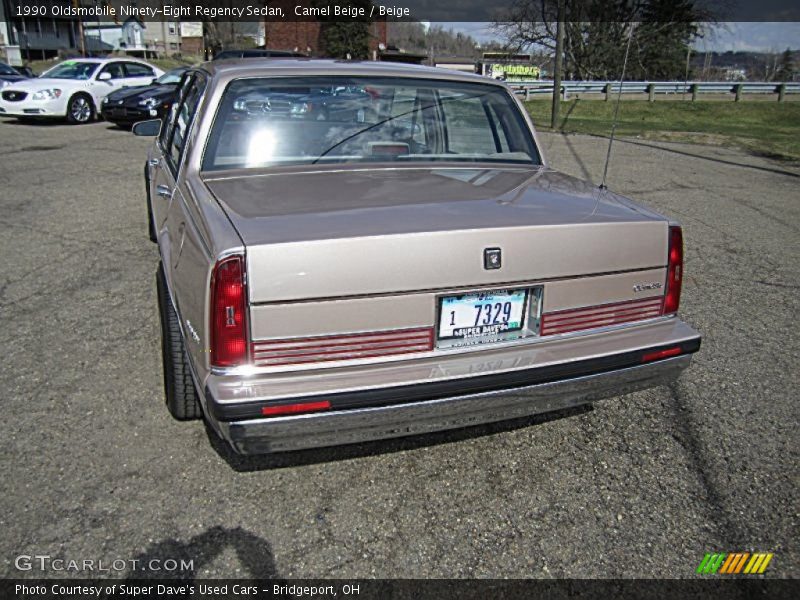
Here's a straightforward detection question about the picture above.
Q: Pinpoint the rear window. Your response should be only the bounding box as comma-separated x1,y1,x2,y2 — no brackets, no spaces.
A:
202,76,540,171
124,62,155,77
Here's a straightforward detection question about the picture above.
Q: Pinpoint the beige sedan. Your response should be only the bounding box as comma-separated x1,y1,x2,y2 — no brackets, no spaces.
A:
134,59,700,454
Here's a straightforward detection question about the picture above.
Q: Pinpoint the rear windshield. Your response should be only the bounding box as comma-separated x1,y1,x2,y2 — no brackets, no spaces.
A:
202,76,541,171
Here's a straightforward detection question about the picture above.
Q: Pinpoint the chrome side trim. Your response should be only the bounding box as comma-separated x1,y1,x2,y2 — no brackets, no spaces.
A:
217,355,692,454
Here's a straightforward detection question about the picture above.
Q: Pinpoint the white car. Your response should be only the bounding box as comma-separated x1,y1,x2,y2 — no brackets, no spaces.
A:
0,57,164,124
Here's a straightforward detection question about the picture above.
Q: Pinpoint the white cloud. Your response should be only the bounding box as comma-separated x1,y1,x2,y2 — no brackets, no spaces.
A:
441,21,799,53
694,23,798,52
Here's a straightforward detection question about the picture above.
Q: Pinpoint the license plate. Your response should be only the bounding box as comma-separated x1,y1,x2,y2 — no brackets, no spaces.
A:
438,289,529,341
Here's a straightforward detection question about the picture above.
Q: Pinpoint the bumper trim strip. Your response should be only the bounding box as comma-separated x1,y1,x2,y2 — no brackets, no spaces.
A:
208,337,700,422
219,354,695,454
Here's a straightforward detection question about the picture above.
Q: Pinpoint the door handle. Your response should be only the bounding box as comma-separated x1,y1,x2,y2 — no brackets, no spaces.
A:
156,184,172,198
148,158,160,167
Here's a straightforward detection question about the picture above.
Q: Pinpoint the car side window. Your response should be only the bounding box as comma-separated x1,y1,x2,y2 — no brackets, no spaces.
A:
99,62,125,80
441,95,505,155
167,75,206,173
159,73,194,155
389,88,426,146
124,62,154,78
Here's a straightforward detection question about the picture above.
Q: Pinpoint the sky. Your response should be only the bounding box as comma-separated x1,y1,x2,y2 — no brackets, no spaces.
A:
442,22,800,52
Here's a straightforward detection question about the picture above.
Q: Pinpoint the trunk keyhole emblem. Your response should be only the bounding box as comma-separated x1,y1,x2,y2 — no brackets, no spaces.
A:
484,248,502,270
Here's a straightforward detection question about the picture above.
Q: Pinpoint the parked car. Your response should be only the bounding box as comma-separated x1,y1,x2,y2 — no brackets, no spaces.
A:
0,57,164,123
0,61,29,88
101,67,189,128
134,60,701,455
15,65,37,78
232,85,375,122
213,48,307,60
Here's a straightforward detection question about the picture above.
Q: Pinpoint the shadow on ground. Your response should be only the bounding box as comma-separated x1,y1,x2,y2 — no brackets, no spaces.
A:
121,526,279,581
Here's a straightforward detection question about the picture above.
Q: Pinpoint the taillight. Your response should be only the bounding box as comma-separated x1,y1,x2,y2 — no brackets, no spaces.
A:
663,226,683,314
261,400,331,416
210,255,249,367
641,346,682,363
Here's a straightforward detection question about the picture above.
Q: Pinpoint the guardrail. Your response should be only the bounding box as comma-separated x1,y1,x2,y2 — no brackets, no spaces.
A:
510,80,800,101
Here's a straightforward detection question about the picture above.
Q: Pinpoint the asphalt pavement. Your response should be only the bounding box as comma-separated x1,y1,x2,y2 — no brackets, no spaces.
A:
0,118,797,579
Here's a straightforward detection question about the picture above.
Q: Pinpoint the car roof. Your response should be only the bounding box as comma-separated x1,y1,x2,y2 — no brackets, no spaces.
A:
54,57,156,65
197,58,505,87
214,49,306,59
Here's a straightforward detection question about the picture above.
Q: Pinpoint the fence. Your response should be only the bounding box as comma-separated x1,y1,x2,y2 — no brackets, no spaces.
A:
509,80,800,101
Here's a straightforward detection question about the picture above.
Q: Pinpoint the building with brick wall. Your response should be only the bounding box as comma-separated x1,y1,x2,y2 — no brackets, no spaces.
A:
179,22,204,58
263,21,387,57
263,1,386,57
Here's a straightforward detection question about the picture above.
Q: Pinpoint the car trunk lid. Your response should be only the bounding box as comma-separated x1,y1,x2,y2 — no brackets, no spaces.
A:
203,166,668,303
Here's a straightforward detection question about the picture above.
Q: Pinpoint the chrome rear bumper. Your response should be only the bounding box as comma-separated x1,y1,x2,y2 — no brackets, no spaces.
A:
215,354,692,454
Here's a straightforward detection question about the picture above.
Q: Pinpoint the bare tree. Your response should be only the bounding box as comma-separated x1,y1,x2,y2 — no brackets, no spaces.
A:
492,0,705,80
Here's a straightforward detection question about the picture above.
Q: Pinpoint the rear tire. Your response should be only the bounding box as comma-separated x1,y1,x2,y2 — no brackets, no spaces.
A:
156,263,202,421
66,93,94,124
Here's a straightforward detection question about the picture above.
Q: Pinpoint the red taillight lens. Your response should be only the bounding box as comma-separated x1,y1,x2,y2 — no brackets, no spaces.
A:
663,226,683,314
261,400,331,416
210,255,248,367
641,346,682,363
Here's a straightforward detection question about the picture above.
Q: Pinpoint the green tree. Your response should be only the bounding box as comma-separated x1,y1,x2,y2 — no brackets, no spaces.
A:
317,0,374,59
630,0,699,80
775,48,795,81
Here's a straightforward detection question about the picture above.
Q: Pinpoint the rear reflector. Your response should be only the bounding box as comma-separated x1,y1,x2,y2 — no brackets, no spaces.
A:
210,255,249,368
664,226,683,314
540,297,664,336
641,346,682,363
252,327,434,367
261,400,331,416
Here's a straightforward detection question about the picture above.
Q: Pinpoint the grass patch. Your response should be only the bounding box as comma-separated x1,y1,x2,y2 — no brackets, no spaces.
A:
524,99,800,161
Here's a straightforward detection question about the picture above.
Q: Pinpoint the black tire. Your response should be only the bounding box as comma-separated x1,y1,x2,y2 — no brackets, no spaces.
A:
144,164,157,243
156,264,202,421
65,93,94,124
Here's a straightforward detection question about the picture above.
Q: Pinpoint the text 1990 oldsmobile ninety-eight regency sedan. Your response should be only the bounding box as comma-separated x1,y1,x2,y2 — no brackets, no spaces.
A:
134,60,701,455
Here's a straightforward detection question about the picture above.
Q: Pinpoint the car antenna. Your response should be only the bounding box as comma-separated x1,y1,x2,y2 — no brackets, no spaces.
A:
599,23,637,190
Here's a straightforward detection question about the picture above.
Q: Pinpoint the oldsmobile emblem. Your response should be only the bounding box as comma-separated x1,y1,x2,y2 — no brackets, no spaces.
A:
633,282,663,292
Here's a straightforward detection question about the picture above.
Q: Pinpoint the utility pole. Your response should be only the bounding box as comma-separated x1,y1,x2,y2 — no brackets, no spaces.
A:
550,0,565,129
682,46,691,100
73,0,86,56
160,0,168,58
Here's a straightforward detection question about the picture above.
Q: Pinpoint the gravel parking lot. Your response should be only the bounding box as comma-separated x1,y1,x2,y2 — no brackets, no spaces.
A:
0,118,797,579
